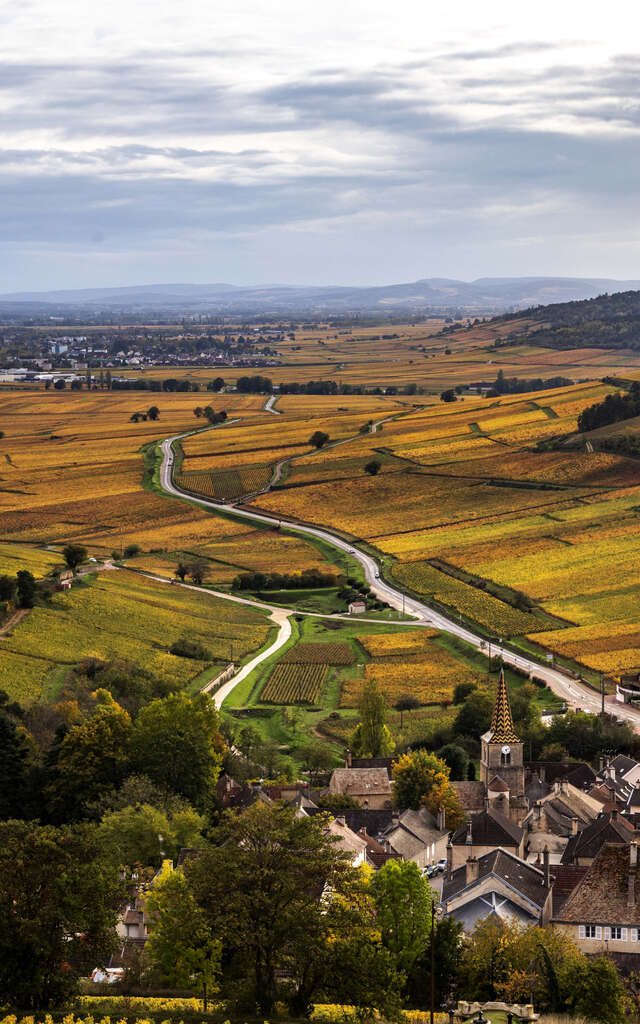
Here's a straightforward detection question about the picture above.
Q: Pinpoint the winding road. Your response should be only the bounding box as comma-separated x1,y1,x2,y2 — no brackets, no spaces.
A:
159,430,640,729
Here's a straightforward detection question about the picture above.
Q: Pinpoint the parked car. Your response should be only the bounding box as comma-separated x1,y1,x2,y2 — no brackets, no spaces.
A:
436,858,447,874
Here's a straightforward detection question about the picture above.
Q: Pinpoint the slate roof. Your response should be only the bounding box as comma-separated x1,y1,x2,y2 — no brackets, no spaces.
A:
557,844,640,926
443,848,551,909
451,807,524,848
329,767,391,797
551,864,589,916
383,808,449,861
453,781,486,811
305,806,394,837
351,756,394,776
561,812,633,864
525,774,551,804
526,761,596,791
486,669,520,744
609,754,639,778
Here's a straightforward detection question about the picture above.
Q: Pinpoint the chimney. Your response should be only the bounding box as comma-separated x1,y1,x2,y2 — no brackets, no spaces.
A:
571,816,579,836
560,778,569,795
607,764,616,782
562,750,569,764
437,805,446,831
346,747,352,768
543,846,550,888
466,819,473,846
599,755,605,773
553,780,560,795
465,856,479,885
392,809,400,824
483,796,489,813
446,840,453,880
337,815,346,827
535,801,543,821
631,842,638,868
539,765,546,783
612,808,618,822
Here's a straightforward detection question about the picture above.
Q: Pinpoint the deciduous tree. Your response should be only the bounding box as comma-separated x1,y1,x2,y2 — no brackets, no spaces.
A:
391,749,463,826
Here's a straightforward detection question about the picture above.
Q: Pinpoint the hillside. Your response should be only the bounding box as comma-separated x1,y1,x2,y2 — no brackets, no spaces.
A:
497,289,640,351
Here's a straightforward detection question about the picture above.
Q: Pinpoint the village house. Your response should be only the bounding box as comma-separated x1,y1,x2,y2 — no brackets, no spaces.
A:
328,767,392,809
554,842,640,969
449,805,525,869
442,847,553,931
522,780,603,863
560,809,634,865
381,807,449,869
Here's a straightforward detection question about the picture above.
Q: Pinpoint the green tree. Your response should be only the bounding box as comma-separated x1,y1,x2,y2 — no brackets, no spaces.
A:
437,743,470,781
186,802,361,1016
145,869,221,1004
0,821,123,1008
147,405,160,420
189,559,209,585
46,690,132,820
407,914,463,1009
563,955,625,1024
16,569,36,608
351,677,394,757
394,694,421,729
391,749,463,827
0,712,32,819
453,689,493,737
309,430,329,448
62,543,88,571
0,574,16,603
98,802,205,868
132,693,224,808
365,459,381,475
370,859,432,975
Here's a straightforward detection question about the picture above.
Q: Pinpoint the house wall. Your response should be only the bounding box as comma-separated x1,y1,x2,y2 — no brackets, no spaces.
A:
555,921,640,956
444,874,551,925
451,840,522,869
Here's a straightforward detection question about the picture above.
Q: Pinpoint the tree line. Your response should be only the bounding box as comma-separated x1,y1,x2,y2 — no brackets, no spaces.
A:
577,381,640,432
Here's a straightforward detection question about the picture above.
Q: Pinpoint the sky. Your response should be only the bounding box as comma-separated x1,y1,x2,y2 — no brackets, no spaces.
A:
2,0,640,291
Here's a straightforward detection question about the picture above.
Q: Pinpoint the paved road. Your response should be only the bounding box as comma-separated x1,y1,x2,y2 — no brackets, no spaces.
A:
159,432,640,730
264,395,281,414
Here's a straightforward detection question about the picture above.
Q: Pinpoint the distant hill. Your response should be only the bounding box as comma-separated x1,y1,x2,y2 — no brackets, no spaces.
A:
2,277,640,315
497,289,640,351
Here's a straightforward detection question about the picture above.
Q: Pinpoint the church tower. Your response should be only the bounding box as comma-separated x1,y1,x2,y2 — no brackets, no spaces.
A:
480,669,525,797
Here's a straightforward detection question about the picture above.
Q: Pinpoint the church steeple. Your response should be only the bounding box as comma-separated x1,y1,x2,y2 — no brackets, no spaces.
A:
488,669,520,744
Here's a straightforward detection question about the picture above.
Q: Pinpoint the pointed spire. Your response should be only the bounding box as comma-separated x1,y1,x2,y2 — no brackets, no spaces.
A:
488,669,520,743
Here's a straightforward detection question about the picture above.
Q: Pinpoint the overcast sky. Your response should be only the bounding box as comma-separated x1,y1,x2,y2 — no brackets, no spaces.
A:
2,0,640,290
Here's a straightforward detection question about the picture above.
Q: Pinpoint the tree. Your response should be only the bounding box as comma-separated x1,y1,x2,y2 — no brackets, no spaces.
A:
453,689,493,737
0,821,123,1008
189,559,209,585
194,406,204,417
365,459,381,475
147,405,160,420
98,802,205,868
0,712,32,819
62,543,87,571
46,690,132,821
407,914,463,1009
440,389,456,402
437,743,470,781
391,749,463,827
186,802,364,1016
175,561,189,581
145,869,221,1003
16,569,36,608
351,677,394,757
564,955,626,1024
453,681,477,704
124,543,140,558
370,859,432,975
0,574,16,603
131,692,225,808
53,378,66,390
70,378,82,391
309,430,329,448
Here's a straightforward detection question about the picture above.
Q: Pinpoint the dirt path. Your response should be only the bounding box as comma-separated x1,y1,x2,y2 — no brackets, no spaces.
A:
0,607,30,637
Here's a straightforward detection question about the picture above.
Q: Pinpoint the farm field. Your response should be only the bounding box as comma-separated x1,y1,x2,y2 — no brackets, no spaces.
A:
0,569,271,705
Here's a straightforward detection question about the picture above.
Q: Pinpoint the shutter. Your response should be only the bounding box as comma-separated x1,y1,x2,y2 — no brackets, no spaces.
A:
579,925,585,939
596,926,602,939
622,928,628,941
604,927,611,940
634,929,639,942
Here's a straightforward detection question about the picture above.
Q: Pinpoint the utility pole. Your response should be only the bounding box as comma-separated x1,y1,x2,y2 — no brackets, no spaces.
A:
601,672,605,716
430,896,436,1024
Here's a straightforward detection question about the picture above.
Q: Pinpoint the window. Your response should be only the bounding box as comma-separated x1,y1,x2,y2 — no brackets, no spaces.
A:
610,926,622,940
582,925,601,939
501,752,511,766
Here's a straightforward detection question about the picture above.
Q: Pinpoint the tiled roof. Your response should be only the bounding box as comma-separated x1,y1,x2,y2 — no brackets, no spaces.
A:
551,864,588,916
557,844,640,926
329,767,391,797
561,812,633,864
526,761,596,791
488,775,510,792
305,806,393,837
453,781,486,810
351,757,394,776
451,807,524,848
443,848,550,908
487,669,520,744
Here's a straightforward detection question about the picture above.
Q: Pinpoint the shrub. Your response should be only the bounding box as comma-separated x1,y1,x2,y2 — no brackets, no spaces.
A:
170,638,212,661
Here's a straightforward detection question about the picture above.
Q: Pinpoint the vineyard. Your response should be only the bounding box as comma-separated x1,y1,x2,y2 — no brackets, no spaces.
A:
261,662,328,703
176,464,272,501
280,642,356,664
